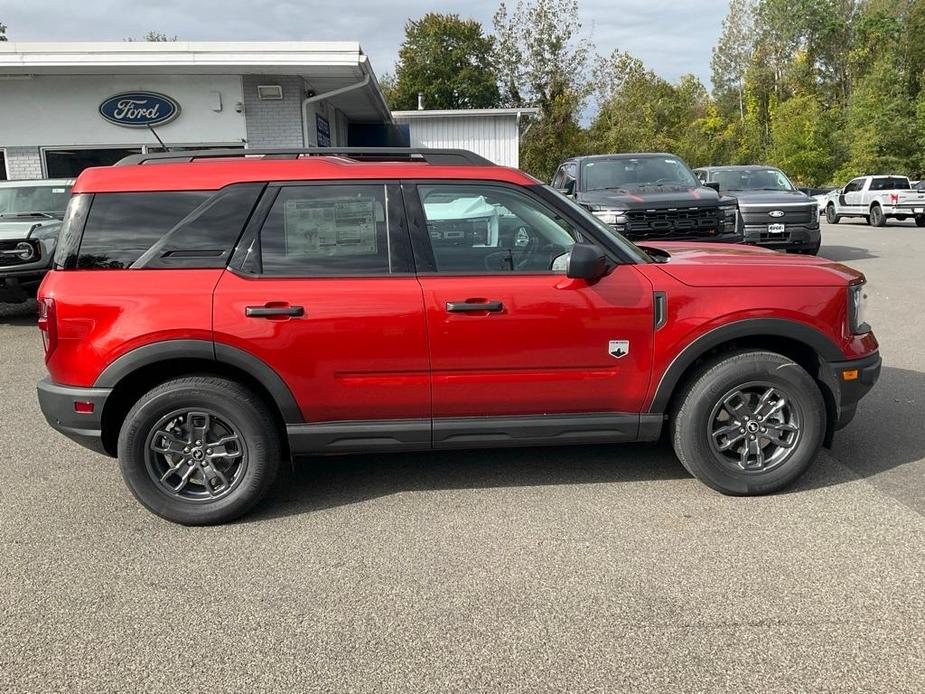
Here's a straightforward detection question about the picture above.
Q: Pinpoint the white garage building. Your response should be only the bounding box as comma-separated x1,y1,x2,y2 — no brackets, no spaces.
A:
393,108,538,169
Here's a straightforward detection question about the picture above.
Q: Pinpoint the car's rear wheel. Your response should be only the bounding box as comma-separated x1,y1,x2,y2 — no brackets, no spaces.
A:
118,376,281,525
915,214,925,227
671,351,825,496
825,204,840,224
869,204,886,227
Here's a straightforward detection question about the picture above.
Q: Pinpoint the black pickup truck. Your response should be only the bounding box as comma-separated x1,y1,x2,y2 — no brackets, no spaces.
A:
551,153,740,243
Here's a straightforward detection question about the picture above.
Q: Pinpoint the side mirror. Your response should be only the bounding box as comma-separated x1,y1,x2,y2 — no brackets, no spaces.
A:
566,242,608,280
704,181,720,192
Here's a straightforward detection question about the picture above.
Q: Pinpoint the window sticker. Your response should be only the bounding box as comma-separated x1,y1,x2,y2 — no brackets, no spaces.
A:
282,196,378,257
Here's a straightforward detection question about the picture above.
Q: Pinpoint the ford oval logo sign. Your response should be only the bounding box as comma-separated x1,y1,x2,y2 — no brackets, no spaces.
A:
99,92,180,128
769,210,785,218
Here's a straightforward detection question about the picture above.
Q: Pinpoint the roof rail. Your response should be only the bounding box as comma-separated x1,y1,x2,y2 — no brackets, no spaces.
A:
115,147,495,167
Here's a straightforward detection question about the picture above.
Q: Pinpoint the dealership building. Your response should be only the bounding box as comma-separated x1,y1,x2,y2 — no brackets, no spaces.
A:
0,41,533,180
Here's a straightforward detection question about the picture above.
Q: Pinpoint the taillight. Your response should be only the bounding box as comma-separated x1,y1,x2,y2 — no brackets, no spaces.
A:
37,297,58,361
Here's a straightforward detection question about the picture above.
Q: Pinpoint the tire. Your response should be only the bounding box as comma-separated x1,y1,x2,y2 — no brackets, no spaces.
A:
118,376,282,525
869,204,886,227
825,204,840,224
915,215,925,227
670,351,826,496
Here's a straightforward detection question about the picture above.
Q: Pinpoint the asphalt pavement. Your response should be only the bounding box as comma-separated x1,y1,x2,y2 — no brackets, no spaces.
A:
1,220,922,693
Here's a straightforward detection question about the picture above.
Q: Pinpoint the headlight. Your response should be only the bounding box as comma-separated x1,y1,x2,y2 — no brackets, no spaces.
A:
588,206,628,226
719,204,738,233
28,224,62,241
848,282,870,334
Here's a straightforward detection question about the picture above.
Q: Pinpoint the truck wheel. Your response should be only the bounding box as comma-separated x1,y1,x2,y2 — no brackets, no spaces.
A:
825,204,840,224
117,376,282,525
915,215,925,227
670,351,825,496
869,204,886,227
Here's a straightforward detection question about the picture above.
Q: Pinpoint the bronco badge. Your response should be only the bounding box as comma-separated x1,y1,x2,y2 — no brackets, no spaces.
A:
608,340,629,359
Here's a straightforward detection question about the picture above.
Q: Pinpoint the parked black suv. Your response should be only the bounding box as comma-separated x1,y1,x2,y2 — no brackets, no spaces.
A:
552,153,740,242
694,165,820,255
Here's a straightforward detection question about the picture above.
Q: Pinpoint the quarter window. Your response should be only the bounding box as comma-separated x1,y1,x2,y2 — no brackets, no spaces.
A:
258,185,392,276
417,184,579,274
77,191,212,269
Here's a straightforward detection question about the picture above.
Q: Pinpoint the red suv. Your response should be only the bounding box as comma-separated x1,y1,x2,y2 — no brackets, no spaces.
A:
36,148,881,525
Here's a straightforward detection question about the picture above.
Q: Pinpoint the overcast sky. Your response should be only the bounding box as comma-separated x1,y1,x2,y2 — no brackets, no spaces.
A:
0,0,728,89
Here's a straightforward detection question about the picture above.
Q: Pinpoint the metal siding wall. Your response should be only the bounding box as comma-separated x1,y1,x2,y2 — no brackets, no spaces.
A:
394,115,520,167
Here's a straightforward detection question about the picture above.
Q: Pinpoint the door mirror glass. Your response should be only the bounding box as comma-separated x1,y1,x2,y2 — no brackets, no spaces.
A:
566,242,607,280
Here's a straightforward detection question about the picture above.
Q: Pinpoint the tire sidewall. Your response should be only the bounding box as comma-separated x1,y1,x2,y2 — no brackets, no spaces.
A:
674,354,825,495
118,380,279,525
825,205,838,224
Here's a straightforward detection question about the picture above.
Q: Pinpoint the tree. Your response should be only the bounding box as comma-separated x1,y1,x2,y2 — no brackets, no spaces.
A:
493,0,590,179
124,31,178,42
767,94,840,185
0,20,7,41
712,0,754,121
382,13,499,110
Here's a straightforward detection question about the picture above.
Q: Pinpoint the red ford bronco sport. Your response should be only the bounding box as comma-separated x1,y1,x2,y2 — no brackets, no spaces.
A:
36,148,881,525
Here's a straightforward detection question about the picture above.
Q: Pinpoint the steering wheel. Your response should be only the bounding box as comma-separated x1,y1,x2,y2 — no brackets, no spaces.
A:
483,236,540,271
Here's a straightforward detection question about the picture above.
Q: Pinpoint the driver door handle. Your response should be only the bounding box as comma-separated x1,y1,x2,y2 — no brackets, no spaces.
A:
446,300,504,313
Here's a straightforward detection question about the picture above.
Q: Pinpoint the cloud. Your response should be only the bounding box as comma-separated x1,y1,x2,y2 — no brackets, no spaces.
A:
0,0,727,87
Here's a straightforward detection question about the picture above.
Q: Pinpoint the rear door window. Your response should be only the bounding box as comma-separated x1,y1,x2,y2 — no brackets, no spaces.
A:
255,184,407,276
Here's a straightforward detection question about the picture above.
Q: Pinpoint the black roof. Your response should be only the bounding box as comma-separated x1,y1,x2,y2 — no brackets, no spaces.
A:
562,153,683,164
695,164,783,172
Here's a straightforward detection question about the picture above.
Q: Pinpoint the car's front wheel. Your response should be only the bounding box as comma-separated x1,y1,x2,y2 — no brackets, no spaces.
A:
825,204,840,224
671,351,826,496
118,376,282,525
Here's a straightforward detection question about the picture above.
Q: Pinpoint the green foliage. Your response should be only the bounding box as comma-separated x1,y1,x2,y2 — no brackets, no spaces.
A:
0,20,7,41
767,94,840,185
493,0,590,179
382,13,500,110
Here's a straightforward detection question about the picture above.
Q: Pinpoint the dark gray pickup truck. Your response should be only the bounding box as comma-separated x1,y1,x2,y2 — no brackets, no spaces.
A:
551,153,741,243
694,165,820,254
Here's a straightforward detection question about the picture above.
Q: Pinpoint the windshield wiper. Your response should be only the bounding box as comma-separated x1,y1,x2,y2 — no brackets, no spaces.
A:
0,212,56,219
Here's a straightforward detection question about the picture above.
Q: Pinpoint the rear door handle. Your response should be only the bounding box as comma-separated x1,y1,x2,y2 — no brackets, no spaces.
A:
245,305,305,318
446,300,504,313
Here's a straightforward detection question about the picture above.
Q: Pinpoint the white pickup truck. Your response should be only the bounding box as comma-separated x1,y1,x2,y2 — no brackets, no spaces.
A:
825,175,925,227
824,175,925,227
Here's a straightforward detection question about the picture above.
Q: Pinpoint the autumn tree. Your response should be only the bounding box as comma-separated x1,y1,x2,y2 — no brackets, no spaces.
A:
382,13,500,110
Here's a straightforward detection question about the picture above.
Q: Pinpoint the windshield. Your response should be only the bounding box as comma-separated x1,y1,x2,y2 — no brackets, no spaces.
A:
543,186,651,264
580,156,699,192
0,184,72,217
711,168,795,192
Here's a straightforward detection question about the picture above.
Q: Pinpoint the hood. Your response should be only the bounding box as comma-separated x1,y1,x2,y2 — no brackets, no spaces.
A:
725,189,815,207
0,218,62,241
639,241,862,287
577,186,732,210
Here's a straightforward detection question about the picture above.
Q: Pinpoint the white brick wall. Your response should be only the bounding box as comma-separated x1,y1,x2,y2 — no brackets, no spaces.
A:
243,75,305,148
5,147,44,180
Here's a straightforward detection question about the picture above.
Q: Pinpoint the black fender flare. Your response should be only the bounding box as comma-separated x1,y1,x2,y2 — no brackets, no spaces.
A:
93,339,303,423
649,318,844,414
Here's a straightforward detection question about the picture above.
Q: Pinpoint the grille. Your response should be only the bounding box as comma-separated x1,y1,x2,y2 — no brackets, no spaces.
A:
625,207,722,239
740,206,815,225
0,239,41,267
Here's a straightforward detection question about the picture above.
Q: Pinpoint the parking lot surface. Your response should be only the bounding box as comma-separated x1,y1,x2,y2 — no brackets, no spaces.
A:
1,221,923,693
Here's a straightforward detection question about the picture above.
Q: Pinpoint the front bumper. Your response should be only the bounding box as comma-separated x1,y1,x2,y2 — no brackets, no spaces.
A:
743,224,820,251
0,268,47,302
818,351,881,432
37,377,113,456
